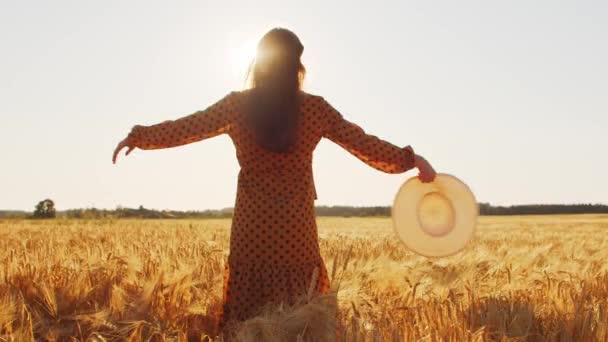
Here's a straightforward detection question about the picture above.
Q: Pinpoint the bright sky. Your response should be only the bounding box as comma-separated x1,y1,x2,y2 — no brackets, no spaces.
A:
1,1,607,211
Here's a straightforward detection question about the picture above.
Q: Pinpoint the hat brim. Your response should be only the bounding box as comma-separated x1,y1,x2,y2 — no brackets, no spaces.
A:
391,174,478,257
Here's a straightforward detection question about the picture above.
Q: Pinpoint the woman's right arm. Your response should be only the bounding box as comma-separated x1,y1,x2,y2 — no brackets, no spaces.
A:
321,97,435,181
321,97,416,174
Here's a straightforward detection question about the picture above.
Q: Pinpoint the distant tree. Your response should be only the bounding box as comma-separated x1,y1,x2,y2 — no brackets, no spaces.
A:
33,199,56,219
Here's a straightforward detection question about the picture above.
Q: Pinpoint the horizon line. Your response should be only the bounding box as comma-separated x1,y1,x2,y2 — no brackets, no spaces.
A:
2,202,608,213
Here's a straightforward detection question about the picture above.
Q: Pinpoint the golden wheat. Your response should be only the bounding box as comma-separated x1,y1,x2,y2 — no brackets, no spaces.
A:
0,215,607,341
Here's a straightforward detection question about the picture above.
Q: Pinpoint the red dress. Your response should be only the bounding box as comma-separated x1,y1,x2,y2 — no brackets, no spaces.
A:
128,90,415,329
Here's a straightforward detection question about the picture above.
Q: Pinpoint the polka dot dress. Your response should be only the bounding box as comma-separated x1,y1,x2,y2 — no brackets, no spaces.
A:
128,90,416,329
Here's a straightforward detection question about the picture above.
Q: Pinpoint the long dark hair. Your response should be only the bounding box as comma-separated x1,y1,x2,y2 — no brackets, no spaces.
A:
245,28,306,153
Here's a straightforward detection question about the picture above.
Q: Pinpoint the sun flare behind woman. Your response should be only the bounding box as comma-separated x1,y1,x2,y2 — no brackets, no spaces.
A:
229,38,257,82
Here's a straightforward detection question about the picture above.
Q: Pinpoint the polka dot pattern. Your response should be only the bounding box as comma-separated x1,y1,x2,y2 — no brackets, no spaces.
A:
127,90,416,329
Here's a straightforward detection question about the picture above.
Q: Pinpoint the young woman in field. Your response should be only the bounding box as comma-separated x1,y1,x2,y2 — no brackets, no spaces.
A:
113,28,436,331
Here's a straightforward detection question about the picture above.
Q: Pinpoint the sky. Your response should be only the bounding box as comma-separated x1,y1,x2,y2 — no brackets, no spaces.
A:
1,0,607,211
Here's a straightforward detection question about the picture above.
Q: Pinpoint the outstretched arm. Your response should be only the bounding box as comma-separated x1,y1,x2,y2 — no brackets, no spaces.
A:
113,92,236,163
321,97,416,174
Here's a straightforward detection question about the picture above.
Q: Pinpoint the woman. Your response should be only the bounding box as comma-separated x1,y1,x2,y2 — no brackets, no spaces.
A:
113,28,436,330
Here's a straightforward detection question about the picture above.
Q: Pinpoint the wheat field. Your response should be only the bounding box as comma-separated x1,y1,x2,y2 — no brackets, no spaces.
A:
0,215,607,341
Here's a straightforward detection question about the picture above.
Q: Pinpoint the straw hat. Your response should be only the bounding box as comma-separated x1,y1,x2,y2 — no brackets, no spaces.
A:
392,174,478,257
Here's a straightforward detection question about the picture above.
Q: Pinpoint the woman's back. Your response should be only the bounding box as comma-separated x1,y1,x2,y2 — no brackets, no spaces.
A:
230,90,323,172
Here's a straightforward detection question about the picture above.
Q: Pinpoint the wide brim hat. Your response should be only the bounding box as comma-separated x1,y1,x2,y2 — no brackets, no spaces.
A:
392,173,478,257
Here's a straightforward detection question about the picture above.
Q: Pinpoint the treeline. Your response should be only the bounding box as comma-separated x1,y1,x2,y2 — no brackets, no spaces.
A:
317,204,608,216
62,206,234,219
0,206,233,220
2,203,608,219
315,206,390,217
478,203,608,216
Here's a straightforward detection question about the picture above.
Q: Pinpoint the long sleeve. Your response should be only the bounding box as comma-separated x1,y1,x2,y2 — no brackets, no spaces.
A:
321,97,415,174
128,92,237,150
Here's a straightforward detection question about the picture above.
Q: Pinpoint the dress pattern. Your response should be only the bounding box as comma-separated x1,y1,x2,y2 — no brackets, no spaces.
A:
127,90,415,329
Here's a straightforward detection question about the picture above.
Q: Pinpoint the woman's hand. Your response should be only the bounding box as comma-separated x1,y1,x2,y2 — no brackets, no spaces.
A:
112,138,135,164
112,126,142,164
414,154,436,183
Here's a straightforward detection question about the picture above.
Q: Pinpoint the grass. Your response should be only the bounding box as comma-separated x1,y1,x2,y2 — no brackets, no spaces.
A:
0,215,607,341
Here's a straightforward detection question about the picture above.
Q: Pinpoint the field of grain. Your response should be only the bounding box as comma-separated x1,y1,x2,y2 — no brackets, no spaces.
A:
0,215,607,341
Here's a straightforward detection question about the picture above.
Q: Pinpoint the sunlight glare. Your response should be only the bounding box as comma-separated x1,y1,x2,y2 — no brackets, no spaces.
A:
229,39,257,81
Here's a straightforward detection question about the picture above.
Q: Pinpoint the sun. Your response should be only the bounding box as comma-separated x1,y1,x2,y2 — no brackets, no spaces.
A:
229,38,258,79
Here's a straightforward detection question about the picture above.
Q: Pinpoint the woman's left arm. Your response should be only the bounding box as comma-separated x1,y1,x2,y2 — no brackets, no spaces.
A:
113,92,236,163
